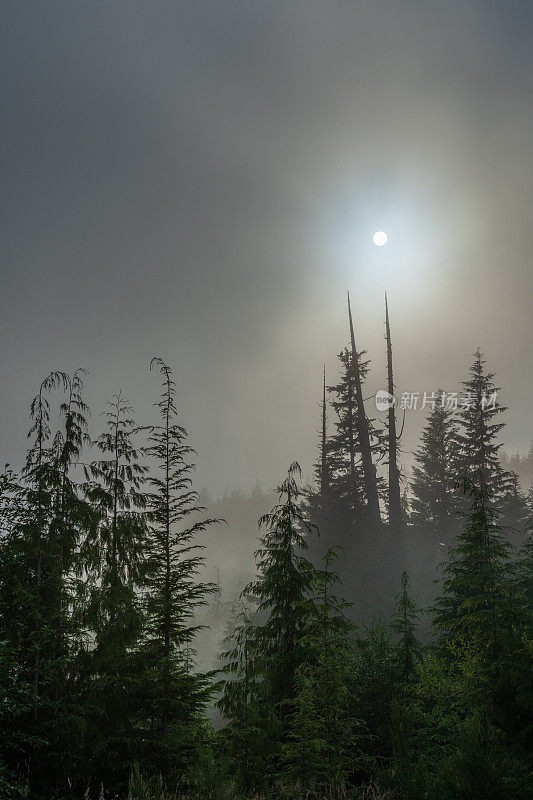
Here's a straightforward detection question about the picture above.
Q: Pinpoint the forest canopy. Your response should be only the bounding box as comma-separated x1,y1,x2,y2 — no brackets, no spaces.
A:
1,299,532,800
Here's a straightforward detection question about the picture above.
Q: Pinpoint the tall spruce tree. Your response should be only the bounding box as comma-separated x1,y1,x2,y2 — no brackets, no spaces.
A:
454,350,511,504
246,462,317,713
22,371,70,711
85,390,147,656
51,369,92,676
220,463,318,788
1,370,93,798
137,357,220,778
48,370,95,794
83,390,148,792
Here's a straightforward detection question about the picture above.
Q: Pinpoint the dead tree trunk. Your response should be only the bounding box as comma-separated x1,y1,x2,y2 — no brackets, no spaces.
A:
385,293,402,531
347,292,381,526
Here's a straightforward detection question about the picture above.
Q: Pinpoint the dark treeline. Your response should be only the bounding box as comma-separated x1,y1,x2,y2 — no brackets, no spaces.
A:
0,301,532,800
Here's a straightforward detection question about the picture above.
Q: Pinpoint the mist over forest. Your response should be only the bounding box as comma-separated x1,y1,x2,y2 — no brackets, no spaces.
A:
1,2,532,799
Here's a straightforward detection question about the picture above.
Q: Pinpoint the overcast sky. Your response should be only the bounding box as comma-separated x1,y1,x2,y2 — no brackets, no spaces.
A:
1,1,532,496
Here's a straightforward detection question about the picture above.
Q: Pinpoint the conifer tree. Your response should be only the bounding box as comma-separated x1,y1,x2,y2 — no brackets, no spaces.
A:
454,350,510,503
220,463,318,788
304,367,338,556
50,369,92,677
410,390,459,547
352,620,398,763
328,347,383,520
245,462,317,712
0,466,33,798
85,390,147,654
22,371,69,709
33,370,93,795
218,600,264,793
432,479,532,760
499,471,529,543
391,571,420,682
432,480,518,652
282,548,360,794
137,357,220,777
83,390,148,791
517,485,533,632
1,370,93,798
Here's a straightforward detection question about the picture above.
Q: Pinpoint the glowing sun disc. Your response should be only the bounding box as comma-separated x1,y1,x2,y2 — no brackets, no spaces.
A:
373,231,388,246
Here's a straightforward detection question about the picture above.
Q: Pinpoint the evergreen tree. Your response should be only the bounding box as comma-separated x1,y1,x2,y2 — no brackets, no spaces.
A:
50,369,92,681
454,350,510,503
431,480,533,745
85,390,147,653
432,479,517,650
391,571,421,682
83,390,148,791
304,366,338,558
0,370,93,798
282,548,361,794
517,485,533,632
245,461,317,712
33,370,93,795
137,357,220,778
22,371,70,712
328,348,383,521
410,390,459,547
352,621,398,764
0,466,32,799
219,463,318,788
218,600,265,794
499,471,529,544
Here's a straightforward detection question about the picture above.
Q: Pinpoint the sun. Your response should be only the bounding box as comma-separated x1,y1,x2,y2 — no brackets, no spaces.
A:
372,231,388,246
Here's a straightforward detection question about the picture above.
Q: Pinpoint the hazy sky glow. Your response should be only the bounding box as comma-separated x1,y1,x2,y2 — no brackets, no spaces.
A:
1,1,532,495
